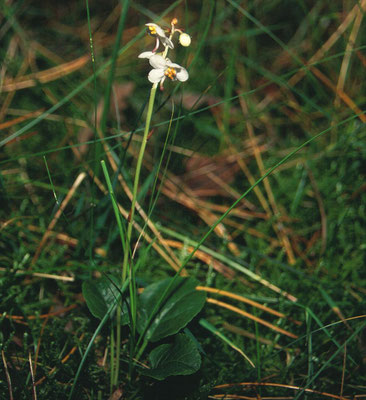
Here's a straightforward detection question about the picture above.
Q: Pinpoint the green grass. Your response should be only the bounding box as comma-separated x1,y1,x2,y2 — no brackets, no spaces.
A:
1,0,366,399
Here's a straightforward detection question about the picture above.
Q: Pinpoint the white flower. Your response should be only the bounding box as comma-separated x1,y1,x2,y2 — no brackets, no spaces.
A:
147,54,189,89
146,23,174,50
179,33,191,47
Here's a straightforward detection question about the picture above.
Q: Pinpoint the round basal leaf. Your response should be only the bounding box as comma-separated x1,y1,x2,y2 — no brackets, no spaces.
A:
142,333,201,380
137,277,206,342
82,275,121,320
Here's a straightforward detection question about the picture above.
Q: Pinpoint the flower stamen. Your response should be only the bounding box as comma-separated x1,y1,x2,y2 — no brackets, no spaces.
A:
164,67,177,80
147,25,157,36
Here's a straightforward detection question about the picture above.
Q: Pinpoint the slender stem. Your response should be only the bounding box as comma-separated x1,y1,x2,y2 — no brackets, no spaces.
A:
110,327,115,392
113,79,157,385
85,0,98,264
135,338,148,362
121,83,158,368
122,83,158,281
113,309,121,387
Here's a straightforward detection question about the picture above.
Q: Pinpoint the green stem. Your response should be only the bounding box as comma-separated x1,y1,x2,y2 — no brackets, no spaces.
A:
135,338,148,362
121,83,158,370
101,159,126,387
110,325,115,392
113,308,122,387
122,83,158,281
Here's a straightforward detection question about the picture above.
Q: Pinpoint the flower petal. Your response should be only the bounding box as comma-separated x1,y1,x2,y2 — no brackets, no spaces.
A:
176,68,189,82
149,54,167,69
148,68,165,83
161,36,174,49
146,23,166,38
138,51,154,59
166,61,181,68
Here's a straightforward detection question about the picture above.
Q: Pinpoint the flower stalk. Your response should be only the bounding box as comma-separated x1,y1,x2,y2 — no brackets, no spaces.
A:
114,18,190,384
122,17,190,290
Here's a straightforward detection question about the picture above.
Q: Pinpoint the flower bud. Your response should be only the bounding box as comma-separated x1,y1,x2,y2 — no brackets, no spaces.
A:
179,33,191,47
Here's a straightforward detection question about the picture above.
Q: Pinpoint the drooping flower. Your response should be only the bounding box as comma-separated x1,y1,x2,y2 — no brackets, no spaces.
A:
145,54,189,90
139,19,190,89
145,23,174,51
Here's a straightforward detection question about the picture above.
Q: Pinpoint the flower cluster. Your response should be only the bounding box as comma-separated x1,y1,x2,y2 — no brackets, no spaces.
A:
138,19,191,90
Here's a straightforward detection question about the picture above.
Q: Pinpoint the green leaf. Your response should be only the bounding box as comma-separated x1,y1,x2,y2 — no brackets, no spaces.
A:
137,277,206,342
82,275,121,320
142,333,201,380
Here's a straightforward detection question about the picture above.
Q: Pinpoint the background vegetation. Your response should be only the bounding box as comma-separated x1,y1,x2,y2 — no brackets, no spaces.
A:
1,0,366,399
